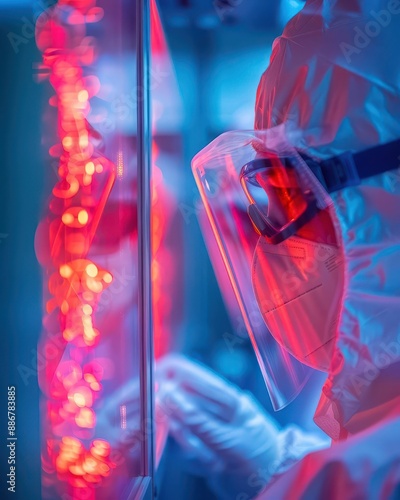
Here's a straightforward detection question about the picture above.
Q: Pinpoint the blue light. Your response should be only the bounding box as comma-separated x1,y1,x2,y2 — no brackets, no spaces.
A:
0,0,32,4
279,0,305,26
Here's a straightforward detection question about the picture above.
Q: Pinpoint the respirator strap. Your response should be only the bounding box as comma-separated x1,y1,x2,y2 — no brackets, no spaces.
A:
304,138,400,193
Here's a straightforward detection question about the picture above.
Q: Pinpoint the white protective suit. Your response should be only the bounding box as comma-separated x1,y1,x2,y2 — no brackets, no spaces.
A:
158,0,400,498
255,0,400,437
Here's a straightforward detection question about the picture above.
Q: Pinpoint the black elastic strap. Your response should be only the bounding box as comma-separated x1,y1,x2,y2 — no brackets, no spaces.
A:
304,138,400,193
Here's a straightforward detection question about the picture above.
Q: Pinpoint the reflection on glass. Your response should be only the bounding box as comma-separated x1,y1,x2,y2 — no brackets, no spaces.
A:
35,1,143,498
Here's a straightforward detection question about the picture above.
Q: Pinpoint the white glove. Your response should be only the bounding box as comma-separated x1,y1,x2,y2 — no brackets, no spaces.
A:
156,354,280,499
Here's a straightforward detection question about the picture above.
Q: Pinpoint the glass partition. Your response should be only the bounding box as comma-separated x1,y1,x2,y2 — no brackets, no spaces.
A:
35,1,153,498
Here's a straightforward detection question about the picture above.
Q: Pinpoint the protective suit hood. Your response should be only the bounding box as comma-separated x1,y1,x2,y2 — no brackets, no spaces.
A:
255,0,400,439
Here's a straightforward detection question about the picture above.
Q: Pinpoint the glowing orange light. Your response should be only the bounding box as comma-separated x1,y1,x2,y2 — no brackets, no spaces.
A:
82,316,92,327
98,463,110,475
69,386,93,408
82,457,97,473
79,132,89,149
89,381,101,391
75,408,95,429
77,209,89,225
87,278,103,293
82,291,94,301
37,0,119,493
83,373,101,392
82,174,92,186
152,260,160,281
92,440,110,452
55,457,71,474
53,175,79,198
85,263,98,277
85,161,95,175
62,436,82,449
63,329,77,341
69,464,85,476
62,136,73,149
103,272,112,284
62,213,75,225
61,300,69,315
73,393,86,407
78,89,89,102
59,264,73,278
82,304,93,315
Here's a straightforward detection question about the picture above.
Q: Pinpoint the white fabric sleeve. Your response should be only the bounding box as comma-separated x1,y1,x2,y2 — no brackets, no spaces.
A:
257,416,400,500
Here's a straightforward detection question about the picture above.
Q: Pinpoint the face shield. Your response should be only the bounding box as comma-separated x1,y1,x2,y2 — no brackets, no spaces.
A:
192,127,337,409
193,125,400,410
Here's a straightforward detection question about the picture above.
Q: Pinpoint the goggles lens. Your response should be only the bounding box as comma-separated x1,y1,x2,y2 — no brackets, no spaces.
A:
240,157,317,243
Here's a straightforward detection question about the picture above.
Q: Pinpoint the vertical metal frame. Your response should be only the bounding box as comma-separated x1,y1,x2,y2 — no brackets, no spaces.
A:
136,0,155,497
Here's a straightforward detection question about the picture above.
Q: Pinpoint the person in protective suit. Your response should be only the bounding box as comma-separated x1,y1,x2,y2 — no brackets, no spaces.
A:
157,0,400,498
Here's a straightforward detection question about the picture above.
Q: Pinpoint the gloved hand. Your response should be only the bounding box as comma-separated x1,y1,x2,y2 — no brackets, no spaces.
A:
156,354,280,499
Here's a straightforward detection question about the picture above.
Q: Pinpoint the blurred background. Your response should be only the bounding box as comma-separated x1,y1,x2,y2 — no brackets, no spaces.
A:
0,1,326,499
1,2,45,499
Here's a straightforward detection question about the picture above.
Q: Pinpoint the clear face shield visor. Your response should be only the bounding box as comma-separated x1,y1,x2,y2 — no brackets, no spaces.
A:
192,127,345,409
